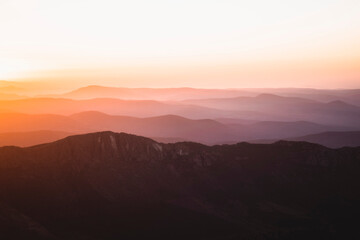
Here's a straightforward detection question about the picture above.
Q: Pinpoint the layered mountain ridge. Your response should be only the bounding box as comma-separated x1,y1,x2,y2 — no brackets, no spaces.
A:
0,111,355,147
0,131,359,239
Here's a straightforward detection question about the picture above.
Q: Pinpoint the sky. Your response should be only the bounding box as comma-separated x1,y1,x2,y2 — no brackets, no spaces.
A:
0,0,360,89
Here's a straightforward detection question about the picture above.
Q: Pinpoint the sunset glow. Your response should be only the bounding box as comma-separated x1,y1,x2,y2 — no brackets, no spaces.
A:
1,0,359,88
1,2,360,238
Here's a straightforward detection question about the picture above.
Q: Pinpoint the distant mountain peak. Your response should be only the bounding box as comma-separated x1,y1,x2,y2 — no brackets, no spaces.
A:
38,131,164,164
255,93,315,103
60,131,152,144
327,100,350,106
70,111,111,117
326,100,359,110
255,93,283,99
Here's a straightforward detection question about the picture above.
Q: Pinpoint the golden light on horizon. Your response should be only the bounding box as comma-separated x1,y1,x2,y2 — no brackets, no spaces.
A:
0,58,41,79
1,0,360,88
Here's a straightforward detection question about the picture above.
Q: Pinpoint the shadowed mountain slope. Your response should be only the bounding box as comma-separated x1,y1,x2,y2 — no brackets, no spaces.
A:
0,132,359,239
252,131,360,148
237,120,348,140
288,131,360,148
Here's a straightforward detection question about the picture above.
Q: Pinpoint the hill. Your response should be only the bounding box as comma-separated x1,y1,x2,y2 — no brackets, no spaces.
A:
59,85,254,100
0,132,359,239
0,112,350,146
289,131,360,148
0,97,234,119
184,94,360,127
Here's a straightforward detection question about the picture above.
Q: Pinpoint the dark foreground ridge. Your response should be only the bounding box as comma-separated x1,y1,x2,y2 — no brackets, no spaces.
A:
0,131,359,239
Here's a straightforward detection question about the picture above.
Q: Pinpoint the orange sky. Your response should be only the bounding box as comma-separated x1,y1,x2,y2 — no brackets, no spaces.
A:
0,0,360,89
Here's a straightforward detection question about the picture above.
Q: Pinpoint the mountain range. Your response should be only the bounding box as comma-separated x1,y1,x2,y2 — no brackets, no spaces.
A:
0,131,359,239
40,85,360,105
0,81,359,239
184,94,360,127
288,131,360,148
0,93,359,126
1,82,359,104
0,111,353,147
